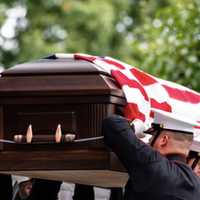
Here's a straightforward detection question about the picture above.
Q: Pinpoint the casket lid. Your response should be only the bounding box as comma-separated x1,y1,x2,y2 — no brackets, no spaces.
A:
1,56,109,77
0,55,125,99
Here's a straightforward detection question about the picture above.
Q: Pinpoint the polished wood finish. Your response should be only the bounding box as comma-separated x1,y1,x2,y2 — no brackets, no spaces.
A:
1,170,128,187
0,57,127,186
2,58,107,76
3,103,117,147
0,75,124,97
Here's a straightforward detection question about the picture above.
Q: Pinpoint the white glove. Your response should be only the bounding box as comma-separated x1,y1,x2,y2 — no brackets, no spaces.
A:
130,119,146,138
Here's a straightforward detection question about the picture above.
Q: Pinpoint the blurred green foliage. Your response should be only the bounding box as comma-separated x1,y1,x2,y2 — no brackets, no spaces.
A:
0,0,200,90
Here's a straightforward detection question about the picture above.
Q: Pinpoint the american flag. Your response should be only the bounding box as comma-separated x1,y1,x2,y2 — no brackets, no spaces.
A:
73,53,200,137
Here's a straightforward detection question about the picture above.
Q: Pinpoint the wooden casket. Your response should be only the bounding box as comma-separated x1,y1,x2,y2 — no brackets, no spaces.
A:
0,55,128,187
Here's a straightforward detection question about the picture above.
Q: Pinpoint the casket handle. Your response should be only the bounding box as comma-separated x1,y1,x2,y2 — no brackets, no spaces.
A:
13,124,76,144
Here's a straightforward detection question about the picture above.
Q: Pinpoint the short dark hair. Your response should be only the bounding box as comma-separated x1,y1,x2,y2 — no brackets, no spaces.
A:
169,131,193,143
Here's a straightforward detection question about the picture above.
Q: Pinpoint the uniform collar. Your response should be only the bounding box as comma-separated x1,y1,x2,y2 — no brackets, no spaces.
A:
166,154,186,163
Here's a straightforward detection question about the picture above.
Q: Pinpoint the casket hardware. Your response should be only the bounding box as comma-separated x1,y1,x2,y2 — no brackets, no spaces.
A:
0,135,104,145
13,124,76,144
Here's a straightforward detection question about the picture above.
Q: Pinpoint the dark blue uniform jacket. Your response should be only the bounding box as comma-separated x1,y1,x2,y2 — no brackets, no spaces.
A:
102,115,200,200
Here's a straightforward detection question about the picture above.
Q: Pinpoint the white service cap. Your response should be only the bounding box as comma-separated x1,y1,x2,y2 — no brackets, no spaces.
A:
151,108,200,134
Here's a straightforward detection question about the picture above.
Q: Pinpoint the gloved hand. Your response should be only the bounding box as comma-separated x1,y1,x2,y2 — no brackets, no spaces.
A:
130,119,147,138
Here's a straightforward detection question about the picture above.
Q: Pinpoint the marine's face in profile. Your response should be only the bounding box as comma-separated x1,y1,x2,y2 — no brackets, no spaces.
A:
145,124,164,149
188,158,200,177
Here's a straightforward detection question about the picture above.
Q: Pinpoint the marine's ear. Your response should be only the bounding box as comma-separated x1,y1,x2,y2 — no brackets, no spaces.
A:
159,134,170,147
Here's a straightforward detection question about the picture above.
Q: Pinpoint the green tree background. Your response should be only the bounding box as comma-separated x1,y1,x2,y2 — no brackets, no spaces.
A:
0,0,200,90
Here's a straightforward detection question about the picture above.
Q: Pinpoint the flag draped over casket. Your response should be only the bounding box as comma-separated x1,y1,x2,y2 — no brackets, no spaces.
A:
72,53,200,138
1,52,200,187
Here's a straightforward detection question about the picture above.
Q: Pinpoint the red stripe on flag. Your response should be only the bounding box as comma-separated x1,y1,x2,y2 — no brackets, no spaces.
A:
195,121,200,129
150,99,172,112
130,68,157,86
124,103,146,122
111,70,149,101
150,111,154,118
163,84,200,104
74,54,97,62
103,58,125,69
